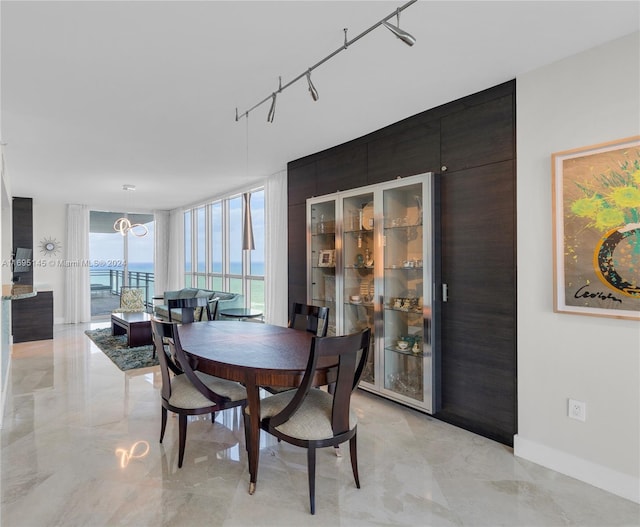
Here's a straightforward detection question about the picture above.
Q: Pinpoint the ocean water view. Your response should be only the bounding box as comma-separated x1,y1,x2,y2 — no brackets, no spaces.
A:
92,261,265,279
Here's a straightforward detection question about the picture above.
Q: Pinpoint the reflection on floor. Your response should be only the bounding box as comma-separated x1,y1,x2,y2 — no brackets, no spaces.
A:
1,322,638,526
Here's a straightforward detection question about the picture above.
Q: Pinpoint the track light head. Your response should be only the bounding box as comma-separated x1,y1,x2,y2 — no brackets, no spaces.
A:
306,71,319,101
383,9,416,46
382,20,416,46
267,93,277,123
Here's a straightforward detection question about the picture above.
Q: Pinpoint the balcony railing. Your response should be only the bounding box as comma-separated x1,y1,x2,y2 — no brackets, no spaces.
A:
90,269,155,310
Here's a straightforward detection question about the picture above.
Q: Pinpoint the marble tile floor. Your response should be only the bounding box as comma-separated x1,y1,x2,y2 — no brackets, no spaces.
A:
1,322,638,527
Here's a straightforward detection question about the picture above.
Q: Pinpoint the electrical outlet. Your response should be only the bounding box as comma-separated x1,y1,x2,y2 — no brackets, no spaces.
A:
568,398,586,422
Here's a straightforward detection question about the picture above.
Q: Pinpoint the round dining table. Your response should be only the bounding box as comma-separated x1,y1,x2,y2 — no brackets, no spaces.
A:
177,320,337,494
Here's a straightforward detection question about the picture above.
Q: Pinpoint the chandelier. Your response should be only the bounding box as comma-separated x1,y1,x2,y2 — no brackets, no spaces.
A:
113,185,148,237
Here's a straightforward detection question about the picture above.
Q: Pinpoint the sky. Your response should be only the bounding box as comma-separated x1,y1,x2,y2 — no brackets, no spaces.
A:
90,221,155,264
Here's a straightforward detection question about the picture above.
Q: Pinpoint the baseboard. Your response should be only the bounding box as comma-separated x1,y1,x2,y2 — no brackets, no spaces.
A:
514,434,640,504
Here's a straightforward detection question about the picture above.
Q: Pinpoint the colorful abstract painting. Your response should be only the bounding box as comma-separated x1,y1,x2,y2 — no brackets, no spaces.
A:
552,136,640,320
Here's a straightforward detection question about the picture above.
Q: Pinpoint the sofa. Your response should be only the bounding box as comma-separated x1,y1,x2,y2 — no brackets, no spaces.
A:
154,288,243,322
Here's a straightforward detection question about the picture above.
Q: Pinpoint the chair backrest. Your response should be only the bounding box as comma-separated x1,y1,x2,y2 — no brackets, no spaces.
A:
269,327,371,436
167,297,212,323
120,286,145,311
151,318,184,402
209,298,219,321
288,303,330,337
151,318,230,406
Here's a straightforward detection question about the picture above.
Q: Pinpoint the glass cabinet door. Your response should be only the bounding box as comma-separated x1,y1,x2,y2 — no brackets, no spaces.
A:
307,173,434,413
382,182,427,402
342,192,375,384
309,200,336,335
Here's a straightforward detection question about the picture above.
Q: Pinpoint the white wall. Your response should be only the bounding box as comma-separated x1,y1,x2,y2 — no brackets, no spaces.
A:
32,200,66,324
515,32,640,503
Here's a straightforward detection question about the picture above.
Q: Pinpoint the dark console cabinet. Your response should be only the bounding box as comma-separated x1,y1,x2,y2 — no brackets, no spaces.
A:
12,291,54,343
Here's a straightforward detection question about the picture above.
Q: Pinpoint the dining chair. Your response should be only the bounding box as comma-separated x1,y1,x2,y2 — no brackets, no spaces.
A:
289,302,330,336
246,327,371,514
167,297,216,323
263,303,330,395
151,318,247,468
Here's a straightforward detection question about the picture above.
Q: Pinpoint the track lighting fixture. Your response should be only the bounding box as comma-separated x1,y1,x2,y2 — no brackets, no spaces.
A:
307,70,319,101
382,8,416,46
235,0,417,123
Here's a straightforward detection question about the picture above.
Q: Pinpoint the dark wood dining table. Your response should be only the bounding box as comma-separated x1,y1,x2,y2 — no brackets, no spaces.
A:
177,320,337,494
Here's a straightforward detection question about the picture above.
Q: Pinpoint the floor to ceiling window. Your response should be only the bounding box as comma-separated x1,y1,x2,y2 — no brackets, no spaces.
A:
184,188,265,315
89,211,155,316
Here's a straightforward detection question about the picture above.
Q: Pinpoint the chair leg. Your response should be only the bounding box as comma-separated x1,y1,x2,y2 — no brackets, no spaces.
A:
160,407,168,443
307,446,317,515
349,433,360,489
178,414,187,468
243,411,250,452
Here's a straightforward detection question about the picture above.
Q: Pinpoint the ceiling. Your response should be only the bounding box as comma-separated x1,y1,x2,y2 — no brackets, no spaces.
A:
2,1,638,212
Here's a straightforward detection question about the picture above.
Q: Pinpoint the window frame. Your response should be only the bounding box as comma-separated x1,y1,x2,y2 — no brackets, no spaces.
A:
184,187,265,312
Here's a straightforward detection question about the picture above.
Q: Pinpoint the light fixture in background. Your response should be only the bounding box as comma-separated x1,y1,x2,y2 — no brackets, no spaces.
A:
306,70,319,101
113,184,149,237
242,192,255,250
382,8,416,46
267,93,277,123
242,115,255,251
235,0,417,123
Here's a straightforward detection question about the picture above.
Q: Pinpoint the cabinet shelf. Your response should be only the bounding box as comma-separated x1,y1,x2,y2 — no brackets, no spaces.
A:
384,222,422,230
311,297,336,304
386,346,424,358
345,265,374,272
384,306,423,315
345,302,374,308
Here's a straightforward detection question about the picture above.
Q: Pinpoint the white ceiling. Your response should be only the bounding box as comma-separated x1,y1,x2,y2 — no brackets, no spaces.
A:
2,1,638,212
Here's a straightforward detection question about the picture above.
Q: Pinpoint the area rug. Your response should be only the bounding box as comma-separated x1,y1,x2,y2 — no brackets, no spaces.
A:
84,328,158,371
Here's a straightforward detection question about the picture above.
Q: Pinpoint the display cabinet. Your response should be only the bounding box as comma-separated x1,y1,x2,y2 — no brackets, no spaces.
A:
308,199,337,335
306,173,435,413
341,191,376,384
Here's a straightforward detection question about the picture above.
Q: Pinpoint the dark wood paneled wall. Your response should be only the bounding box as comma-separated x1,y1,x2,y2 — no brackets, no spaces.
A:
287,80,517,445
12,197,33,285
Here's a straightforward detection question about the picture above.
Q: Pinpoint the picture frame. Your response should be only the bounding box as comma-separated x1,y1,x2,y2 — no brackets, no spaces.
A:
318,249,335,267
552,135,640,320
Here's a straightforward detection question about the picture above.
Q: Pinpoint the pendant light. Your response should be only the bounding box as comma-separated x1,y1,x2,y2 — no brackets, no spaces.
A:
113,185,148,237
242,117,255,250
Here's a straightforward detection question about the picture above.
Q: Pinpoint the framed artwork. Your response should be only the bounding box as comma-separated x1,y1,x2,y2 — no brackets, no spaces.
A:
552,135,640,320
318,249,335,267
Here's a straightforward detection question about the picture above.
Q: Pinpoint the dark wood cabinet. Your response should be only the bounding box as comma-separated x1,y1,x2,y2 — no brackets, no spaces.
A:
316,144,367,194
287,80,517,446
440,94,515,172
288,160,318,206
367,118,441,184
12,290,54,343
12,197,34,286
288,203,307,306
435,160,516,445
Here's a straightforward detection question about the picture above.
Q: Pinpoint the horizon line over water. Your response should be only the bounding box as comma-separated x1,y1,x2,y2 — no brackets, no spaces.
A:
94,261,265,275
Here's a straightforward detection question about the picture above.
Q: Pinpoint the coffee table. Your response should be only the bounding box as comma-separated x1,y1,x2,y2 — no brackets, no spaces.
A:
111,312,153,347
